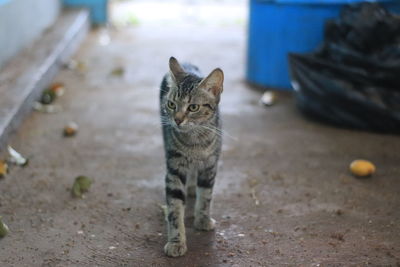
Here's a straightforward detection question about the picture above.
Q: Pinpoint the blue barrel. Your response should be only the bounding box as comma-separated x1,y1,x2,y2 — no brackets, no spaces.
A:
63,0,108,24
246,0,400,90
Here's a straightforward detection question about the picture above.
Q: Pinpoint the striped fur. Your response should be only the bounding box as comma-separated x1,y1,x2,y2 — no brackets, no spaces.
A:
160,57,223,257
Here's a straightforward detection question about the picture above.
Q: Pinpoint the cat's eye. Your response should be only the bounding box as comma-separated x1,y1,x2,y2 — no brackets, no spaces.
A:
167,101,176,110
188,104,200,112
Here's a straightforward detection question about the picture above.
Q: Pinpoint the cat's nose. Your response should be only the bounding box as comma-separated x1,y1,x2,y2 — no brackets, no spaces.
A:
175,118,183,126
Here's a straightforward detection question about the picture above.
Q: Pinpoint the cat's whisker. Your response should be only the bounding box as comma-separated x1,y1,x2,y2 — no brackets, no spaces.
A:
208,126,237,141
199,127,223,139
199,125,237,141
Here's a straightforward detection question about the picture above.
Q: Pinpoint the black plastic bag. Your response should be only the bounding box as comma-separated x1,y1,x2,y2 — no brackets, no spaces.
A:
289,3,400,133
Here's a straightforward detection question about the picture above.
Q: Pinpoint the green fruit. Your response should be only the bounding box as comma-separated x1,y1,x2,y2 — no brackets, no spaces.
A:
0,217,9,238
71,176,92,198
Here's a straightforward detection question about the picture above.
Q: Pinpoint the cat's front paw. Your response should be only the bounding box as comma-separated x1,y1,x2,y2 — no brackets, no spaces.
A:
194,217,216,231
164,241,187,257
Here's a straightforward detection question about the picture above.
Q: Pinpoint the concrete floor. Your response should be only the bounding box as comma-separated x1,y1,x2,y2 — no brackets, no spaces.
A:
1,18,400,267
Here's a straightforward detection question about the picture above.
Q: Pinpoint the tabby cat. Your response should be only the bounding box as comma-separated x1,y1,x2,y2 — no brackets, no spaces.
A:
160,57,224,257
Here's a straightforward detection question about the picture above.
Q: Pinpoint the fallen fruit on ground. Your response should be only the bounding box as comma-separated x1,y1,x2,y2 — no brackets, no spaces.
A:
40,89,57,105
63,122,79,137
0,217,9,238
72,176,92,198
0,160,8,178
110,66,125,76
350,160,376,177
49,82,65,97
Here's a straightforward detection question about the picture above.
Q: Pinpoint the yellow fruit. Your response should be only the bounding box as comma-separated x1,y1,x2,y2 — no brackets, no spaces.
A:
0,160,8,178
350,160,376,177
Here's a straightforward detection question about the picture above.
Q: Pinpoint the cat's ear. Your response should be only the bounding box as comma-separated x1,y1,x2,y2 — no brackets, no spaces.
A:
169,57,186,83
198,68,224,98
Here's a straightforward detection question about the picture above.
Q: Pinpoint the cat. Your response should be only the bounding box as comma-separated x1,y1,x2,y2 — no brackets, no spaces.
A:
159,57,224,257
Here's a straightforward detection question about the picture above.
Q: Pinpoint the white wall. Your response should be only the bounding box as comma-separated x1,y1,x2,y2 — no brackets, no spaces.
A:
0,0,61,69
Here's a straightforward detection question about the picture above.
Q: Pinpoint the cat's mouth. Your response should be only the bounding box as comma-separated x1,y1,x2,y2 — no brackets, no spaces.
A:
173,123,194,133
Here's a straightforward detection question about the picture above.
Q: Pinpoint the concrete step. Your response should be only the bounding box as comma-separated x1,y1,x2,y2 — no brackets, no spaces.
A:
0,8,89,149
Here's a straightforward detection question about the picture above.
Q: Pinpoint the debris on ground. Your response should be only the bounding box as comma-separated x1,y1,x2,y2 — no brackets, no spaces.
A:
247,177,260,206
0,217,9,238
33,102,62,113
259,91,276,106
247,177,258,187
7,146,28,167
110,66,125,77
49,82,65,97
64,59,87,73
330,232,345,241
250,188,260,206
98,28,111,46
36,82,65,112
40,89,57,105
335,209,344,216
71,176,92,198
0,160,8,178
350,159,376,177
63,122,79,137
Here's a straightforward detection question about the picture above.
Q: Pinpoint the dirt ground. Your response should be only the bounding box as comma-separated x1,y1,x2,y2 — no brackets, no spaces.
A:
1,9,400,267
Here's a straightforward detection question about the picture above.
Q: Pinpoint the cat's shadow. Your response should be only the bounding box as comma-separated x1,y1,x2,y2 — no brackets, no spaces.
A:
184,196,217,255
